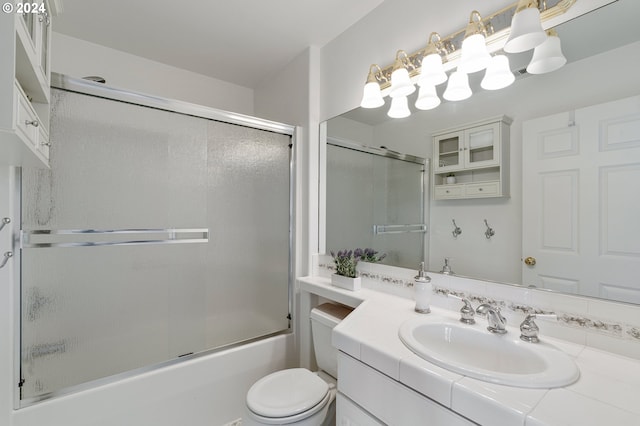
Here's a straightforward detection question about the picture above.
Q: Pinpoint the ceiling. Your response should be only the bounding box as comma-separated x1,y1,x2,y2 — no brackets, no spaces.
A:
53,0,386,89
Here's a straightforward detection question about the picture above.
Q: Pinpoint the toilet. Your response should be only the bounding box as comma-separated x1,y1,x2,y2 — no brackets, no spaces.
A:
244,303,352,426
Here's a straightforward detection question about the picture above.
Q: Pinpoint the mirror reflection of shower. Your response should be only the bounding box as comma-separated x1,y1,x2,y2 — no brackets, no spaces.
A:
325,137,428,269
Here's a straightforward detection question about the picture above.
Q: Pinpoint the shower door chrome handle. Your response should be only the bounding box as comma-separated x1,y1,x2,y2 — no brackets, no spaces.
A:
0,251,13,269
0,217,10,233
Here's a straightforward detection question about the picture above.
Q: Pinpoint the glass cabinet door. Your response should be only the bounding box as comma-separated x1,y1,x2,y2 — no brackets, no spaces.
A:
433,131,463,172
39,10,50,78
465,122,500,168
20,2,37,45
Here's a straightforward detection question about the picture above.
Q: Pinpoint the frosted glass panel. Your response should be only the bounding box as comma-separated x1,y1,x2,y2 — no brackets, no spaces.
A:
20,89,291,400
326,144,425,269
205,121,291,348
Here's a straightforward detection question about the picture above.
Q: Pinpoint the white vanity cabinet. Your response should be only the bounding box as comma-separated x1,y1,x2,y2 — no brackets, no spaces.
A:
337,352,475,425
1,0,54,168
432,116,511,200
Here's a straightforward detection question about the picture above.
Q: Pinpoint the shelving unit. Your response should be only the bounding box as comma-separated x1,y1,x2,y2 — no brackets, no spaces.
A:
432,116,511,200
1,0,55,168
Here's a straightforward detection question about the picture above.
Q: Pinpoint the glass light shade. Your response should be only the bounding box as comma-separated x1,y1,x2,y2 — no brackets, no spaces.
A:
481,55,515,90
360,81,385,108
418,54,448,86
526,34,567,74
443,71,472,101
504,7,547,53
387,96,411,118
459,34,491,74
389,67,416,98
415,85,441,110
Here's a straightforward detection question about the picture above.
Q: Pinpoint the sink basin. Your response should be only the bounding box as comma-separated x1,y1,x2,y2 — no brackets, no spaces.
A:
398,316,579,388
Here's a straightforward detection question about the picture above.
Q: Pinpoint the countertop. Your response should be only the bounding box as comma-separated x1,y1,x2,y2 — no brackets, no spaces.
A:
299,276,640,426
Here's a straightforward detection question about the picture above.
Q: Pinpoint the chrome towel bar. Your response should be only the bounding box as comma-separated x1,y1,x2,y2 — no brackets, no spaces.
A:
373,224,427,235
21,228,209,248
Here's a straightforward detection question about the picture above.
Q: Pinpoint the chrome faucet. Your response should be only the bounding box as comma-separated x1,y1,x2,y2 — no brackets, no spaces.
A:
476,304,507,334
519,313,557,343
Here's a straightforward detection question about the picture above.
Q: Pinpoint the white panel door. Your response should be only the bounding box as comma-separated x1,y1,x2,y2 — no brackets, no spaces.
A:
522,95,640,303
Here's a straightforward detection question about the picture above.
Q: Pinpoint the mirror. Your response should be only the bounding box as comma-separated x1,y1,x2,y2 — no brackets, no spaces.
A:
323,0,640,303
325,138,428,269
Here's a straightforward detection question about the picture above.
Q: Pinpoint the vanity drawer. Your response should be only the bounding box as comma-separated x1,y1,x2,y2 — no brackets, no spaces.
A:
434,185,463,199
338,352,474,425
464,181,499,197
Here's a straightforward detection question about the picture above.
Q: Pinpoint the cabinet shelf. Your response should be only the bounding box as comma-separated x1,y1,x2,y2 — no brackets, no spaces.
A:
432,116,511,200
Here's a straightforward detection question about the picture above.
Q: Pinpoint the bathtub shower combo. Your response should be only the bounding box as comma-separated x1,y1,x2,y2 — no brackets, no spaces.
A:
16,74,294,404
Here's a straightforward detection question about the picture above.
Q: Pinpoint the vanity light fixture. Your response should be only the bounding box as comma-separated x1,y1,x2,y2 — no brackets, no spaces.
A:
358,0,575,119
360,64,387,108
458,11,492,74
389,50,416,98
481,54,515,91
526,29,567,74
504,0,547,53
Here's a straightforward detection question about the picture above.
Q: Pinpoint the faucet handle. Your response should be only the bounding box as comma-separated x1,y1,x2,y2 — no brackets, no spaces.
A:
520,313,557,343
448,294,475,324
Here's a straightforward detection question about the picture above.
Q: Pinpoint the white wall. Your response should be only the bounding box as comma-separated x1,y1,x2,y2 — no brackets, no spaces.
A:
254,46,321,369
327,117,374,145
52,33,255,115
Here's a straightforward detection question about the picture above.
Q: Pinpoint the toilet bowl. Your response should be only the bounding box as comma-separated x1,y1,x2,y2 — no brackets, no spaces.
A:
243,303,352,426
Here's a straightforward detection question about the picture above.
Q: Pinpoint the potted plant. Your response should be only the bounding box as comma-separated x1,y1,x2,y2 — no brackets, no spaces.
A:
446,173,456,184
330,248,386,291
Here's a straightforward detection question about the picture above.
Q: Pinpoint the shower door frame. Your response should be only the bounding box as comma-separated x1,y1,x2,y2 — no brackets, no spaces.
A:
13,73,297,408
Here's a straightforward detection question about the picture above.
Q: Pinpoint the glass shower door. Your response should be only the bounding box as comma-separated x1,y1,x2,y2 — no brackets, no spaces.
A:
20,87,291,402
326,142,427,269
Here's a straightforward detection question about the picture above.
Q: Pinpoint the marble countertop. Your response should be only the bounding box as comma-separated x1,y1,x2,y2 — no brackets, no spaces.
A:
299,276,640,426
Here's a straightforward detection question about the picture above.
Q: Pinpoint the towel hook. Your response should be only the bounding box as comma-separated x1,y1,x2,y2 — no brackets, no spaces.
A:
0,251,13,269
452,219,462,238
0,217,10,233
484,219,495,239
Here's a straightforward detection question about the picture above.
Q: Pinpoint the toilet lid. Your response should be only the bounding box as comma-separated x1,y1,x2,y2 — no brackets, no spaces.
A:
247,368,329,418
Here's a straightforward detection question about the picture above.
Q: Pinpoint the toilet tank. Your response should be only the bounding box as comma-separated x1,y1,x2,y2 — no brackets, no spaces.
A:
310,303,353,379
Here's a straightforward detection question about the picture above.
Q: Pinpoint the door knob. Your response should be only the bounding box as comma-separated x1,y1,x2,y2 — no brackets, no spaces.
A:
524,256,536,266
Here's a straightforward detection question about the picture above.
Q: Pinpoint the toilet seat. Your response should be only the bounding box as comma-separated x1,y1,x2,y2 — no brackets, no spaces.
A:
246,368,330,421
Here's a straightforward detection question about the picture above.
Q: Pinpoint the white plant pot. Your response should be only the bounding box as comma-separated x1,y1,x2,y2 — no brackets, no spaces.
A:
331,274,361,291
446,176,456,184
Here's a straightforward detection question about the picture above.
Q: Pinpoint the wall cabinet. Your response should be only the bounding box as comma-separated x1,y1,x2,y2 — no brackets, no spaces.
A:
432,116,511,200
1,0,54,168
